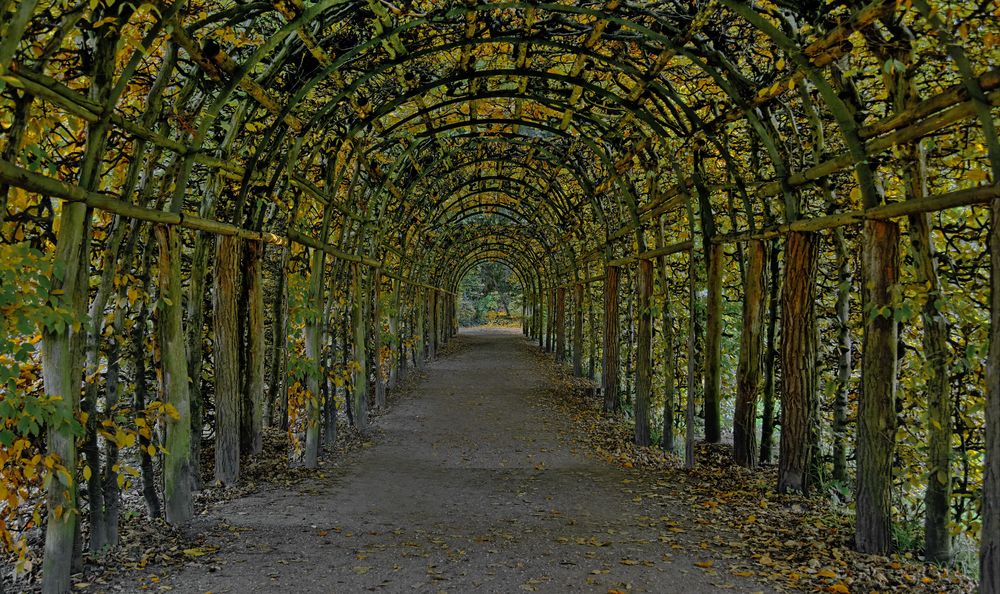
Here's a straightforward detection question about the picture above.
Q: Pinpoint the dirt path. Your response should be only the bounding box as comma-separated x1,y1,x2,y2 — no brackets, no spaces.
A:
123,328,768,593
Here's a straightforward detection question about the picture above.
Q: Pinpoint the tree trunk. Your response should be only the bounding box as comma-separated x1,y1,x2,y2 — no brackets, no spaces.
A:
244,240,265,455
901,141,953,562
374,271,386,410
778,231,819,494
734,240,766,467
588,286,597,381
602,265,620,414
703,243,723,443
155,225,194,524
831,225,852,483
428,288,437,359
635,259,653,446
556,287,566,364
100,304,124,545
213,235,242,486
759,241,781,466
389,279,401,390
415,286,426,367
984,186,1000,594
855,219,899,554
573,283,584,376
303,248,324,467
655,224,676,453
352,263,370,435
685,249,698,469
267,244,290,428
132,295,161,519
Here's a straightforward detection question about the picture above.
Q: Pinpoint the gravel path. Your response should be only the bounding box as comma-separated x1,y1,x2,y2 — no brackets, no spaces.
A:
125,327,768,593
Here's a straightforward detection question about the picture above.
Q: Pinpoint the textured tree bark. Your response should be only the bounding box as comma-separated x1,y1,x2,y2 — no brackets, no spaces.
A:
734,240,766,467
388,279,400,391
213,235,242,486
132,297,161,519
374,271,386,410
415,286,426,367
831,226,851,483
573,283,584,377
984,190,1000,594
267,244,290,427
41,16,117,590
778,231,818,494
588,286,597,381
703,243,723,443
352,263,370,435
655,222,676,453
556,287,566,364
635,260,653,446
244,240,265,456
302,249,323,467
155,225,193,524
40,199,87,594
685,248,698,469
602,265,621,414
429,288,438,359
759,241,781,466
856,220,899,554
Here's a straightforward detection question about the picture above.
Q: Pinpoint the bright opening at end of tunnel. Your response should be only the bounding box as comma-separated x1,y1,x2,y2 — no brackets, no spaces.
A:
458,261,524,328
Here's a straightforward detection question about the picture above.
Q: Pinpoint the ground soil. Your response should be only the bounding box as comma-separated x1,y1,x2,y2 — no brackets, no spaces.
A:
103,327,769,593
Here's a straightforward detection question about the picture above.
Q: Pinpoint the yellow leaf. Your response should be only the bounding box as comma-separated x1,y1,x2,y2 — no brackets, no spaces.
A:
817,568,837,578
183,546,218,557
694,560,714,569
148,445,157,457
83,466,92,481
829,583,850,593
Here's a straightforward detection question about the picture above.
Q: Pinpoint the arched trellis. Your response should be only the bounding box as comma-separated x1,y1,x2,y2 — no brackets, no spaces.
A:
1,1,999,592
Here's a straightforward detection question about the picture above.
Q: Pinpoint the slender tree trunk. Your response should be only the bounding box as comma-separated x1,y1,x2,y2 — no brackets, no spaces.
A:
244,240,265,455
602,266,620,414
734,240,766,467
588,285,597,381
655,225,676,453
831,226,852,483
389,279,401,390
267,245,290,427
415,287,426,368
155,226,194,524
100,304,124,545
352,263,370,435
341,309,355,427
703,243,723,443
573,283,584,376
303,248,324,467
778,231,819,494
556,287,566,364
759,241,781,466
185,231,211,486
635,260,653,446
374,271,386,410
903,144,953,562
984,182,1000,593
213,235,242,486
685,249,698,469
856,220,899,554
428,288,437,360
132,297,161,519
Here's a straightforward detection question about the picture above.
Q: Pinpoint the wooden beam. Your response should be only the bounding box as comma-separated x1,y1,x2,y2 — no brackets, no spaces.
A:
714,184,1000,243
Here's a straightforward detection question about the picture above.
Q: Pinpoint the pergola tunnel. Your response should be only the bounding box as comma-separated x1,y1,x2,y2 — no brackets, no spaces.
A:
0,0,998,592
